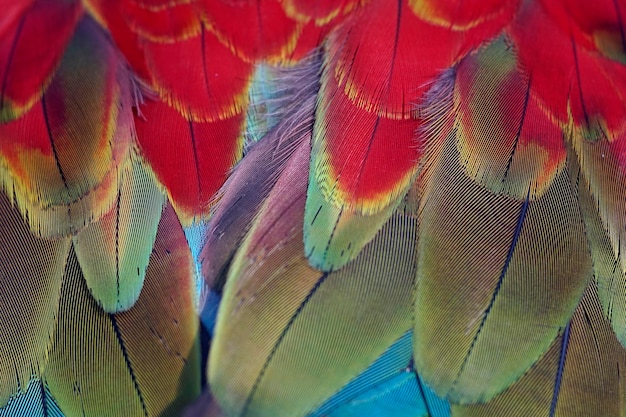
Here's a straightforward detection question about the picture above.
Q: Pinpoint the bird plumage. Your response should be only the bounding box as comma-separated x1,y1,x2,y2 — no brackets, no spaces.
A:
1,0,626,416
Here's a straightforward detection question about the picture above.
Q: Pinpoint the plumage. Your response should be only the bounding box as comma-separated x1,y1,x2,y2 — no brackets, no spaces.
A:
134,99,244,225
199,53,321,291
0,187,68,407
0,16,133,237
142,26,252,123
200,0,302,63
2,0,626,416
0,0,81,122
209,132,419,417
72,153,165,313
414,129,591,403
45,203,200,416
452,283,626,417
0,379,64,417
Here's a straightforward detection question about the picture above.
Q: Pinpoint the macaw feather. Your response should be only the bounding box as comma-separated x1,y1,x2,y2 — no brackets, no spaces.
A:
305,0,505,270
408,0,516,31
304,169,402,271
311,331,450,417
0,0,81,122
454,37,566,200
200,53,321,292
245,53,321,146
451,282,626,417
507,0,626,137
209,134,417,417
0,189,69,408
323,373,430,417
0,17,133,238
122,0,201,42
567,137,626,347
45,203,201,417
414,132,591,403
83,0,151,81
200,0,302,63
280,0,360,25
310,332,417,417
182,389,225,417
72,154,165,313
282,21,332,64
0,379,63,417
135,99,244,227
143,25,252,123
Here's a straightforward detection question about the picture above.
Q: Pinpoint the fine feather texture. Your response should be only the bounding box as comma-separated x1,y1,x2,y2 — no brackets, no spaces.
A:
451,282,626,417
200,0,302,63
199,53,321,292
0,0,81,122
0,379,63,417
281,0,359,25
414,131,591,403
143,24,252,123
0,188,69,408
0,17,133,237
121,0,201,42
134,99,244,226
45,203,201,416
310,331,450,417
72,154,165,313
82,0,151,81
454,37,565,200
303,0,515,271
2,1,626,416
568,139,626,347
209,133,417,417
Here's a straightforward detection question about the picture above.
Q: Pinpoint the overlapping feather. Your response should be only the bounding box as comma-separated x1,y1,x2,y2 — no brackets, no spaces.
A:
2,1,626,417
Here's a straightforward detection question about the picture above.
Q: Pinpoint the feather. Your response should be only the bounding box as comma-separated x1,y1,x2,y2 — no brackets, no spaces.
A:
0,187,69,408
322,373,429,417
0,17,133,237
0,379,63,417
310,332,419,417
414,132,591,403
199,0,302,63
199,53,321,292
453,37,566,200
209,133,417,417
282,21,332,64
134,99,244,226
408,0,517,30
142,24,252,123
0,0,81,122
182,389,225,417
121,0,202,42
304,0,510,270
72,154,165,313
44,203,201,416
507,0,626,136
82,0,151,81
310,331,450,417
567,137,626,347
280,0,360,25
451,282,626,417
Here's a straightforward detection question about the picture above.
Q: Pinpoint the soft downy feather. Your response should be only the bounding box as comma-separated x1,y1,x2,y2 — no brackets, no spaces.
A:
199,52,322,293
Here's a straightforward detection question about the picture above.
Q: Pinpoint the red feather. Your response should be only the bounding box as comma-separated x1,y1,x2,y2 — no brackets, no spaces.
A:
0,0,82,122
143,25,252,122
200,0,301,62
135,99,244,225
